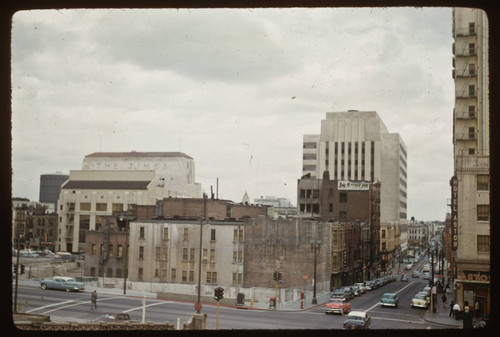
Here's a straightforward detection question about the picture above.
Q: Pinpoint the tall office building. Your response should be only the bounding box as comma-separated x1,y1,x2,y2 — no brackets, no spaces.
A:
39,172,69,211
451,8,489,318
301,111,407,228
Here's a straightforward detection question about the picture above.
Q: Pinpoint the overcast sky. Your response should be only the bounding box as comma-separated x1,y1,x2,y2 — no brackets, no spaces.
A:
11,7,455,221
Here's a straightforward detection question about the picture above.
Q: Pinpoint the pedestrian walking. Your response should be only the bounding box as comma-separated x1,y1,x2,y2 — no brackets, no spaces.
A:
442,293,447,308
449,300,455,317
91,290,97,310
475,300,480,318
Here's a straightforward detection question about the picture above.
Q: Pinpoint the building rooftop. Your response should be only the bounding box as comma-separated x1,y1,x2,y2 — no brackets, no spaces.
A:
85,152,193,159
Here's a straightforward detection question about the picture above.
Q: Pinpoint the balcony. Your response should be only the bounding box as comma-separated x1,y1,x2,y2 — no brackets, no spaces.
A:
455,27,476,37
456,112,476,119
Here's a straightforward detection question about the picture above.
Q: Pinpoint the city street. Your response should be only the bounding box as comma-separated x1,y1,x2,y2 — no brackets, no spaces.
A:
13,256,456,330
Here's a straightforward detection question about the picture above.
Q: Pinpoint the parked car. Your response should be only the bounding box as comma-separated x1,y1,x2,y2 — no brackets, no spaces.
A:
422,264,430,272
380,293,399,307
411,293,429,309
422,286,432,296
343,311,371,330
417,291,430,302
354,282,367,294
324,297,351,315
341,286,355,299
348,285,360,296
412,270,420,278
364,281,373,291
331,288,350,299
405,263,413,270
372,279,382,289
401,275,409,282
422,271,430,280
93,313,135,322
39,276,84,292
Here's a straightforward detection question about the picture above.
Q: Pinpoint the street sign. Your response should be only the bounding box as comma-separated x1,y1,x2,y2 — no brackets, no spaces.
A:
194,302,202,312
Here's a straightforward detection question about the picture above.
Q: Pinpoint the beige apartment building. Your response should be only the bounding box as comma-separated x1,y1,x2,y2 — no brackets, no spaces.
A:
127,219,245,295
451,7,489,319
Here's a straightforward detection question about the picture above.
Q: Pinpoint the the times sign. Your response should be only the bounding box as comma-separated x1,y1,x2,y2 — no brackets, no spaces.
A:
450,176,458,250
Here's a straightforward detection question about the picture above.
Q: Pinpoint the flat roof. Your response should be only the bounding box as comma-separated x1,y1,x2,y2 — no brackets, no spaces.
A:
85,152,193,159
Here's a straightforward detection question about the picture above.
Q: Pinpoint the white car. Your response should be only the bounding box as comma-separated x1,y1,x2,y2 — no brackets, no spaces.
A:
354,282,367,294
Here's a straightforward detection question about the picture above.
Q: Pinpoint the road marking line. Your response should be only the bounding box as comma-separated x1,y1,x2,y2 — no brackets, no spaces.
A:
26,300,74,313
363,282,415,313
38,297,117,314
371,316,425,324
122,301,173,313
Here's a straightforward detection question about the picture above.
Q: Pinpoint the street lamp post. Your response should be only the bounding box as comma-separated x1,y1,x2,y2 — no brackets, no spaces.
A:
196,195,207,314
310,239,321,305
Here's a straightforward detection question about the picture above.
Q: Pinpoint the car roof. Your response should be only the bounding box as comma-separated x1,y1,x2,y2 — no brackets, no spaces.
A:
347,311,367,318
382,293,396,296
55,277,75,281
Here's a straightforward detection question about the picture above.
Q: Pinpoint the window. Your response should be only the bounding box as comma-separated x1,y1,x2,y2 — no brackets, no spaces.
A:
300,189,305,198
468,105,475,118
156,247,161,260
108,245,114,257
210,249,216,262
163,227,169,240
237,251,243,263
477,235,489,252
182,271,187,282
329,204,333,212
234,229,238,242
239,229,244,242
139,227,145,239
339,211,347,221
211,229,216,241
190,248,196,262
96,203,107,211
138,268,143,281
155,269,159,278
469,43,475,55
232,273,243,285
183,248,188,261
477,205,489,221
171,269,176,282
339,192,347,203
469,63,476,76
303,153,316,160
468,85,475,97
112,203,123,212
382,230,386,239
477,175,489,191
303,142,317,149
91,244,96,255
68,203,75,211
189,271,194,282
469,148,475,155
303,165,316,171
162,248,167,260
203,249,208,262
161,269,167,280
80,203,91,211
469,22,475,34
469,127,475,139
117,245,123,257
207,272,217,284
139,246,144,259
183,228,189,241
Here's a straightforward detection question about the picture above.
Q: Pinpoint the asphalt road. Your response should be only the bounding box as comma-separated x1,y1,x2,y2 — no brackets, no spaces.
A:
13,253,450,329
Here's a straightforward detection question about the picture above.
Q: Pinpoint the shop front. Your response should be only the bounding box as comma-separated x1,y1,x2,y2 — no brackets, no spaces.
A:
454,270,490,321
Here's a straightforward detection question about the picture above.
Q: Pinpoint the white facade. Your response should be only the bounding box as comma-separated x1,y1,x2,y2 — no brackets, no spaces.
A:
302,111,407,226
82,152,201,198
57,170,160,253
128,220,245,289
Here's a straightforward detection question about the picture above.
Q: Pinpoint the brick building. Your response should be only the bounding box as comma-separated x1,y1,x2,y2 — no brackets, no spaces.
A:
12,202,58,252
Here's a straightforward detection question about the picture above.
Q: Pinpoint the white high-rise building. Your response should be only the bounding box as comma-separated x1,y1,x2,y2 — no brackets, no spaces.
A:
302,110,407,228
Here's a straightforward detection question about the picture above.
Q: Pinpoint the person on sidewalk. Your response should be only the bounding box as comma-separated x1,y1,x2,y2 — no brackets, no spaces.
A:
449,300,455,317
91,290,97,310
442,293,447,308
453,302,460,320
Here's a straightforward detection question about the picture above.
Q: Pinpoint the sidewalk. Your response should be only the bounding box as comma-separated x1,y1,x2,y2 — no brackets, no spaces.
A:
424,306,463,328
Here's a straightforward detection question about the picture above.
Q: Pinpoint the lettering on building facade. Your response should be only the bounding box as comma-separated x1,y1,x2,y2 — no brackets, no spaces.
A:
338,181,370,191
460,270,489,283
450,176,458,251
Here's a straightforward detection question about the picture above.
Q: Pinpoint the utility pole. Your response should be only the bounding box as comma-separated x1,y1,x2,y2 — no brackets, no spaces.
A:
196,195,207,314
311,239,321,305
14,226,21,313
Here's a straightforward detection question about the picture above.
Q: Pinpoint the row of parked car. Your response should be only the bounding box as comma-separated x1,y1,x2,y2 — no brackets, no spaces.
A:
410,285,432,309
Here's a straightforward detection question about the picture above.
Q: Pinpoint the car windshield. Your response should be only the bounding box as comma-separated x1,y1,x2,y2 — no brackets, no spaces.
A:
329,299,343,304
346,315,363,321
414,294,425,299
383,294,394,299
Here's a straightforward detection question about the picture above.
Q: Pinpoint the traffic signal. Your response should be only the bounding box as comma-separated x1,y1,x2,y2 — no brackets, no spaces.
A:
13,264,17,274
278,272,283,281
273,271,278,281
20,264,25,275
214,287,224,301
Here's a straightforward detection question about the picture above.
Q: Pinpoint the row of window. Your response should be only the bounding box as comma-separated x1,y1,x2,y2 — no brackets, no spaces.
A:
133,269,244,285
138,226,244,243
64,202,125,212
